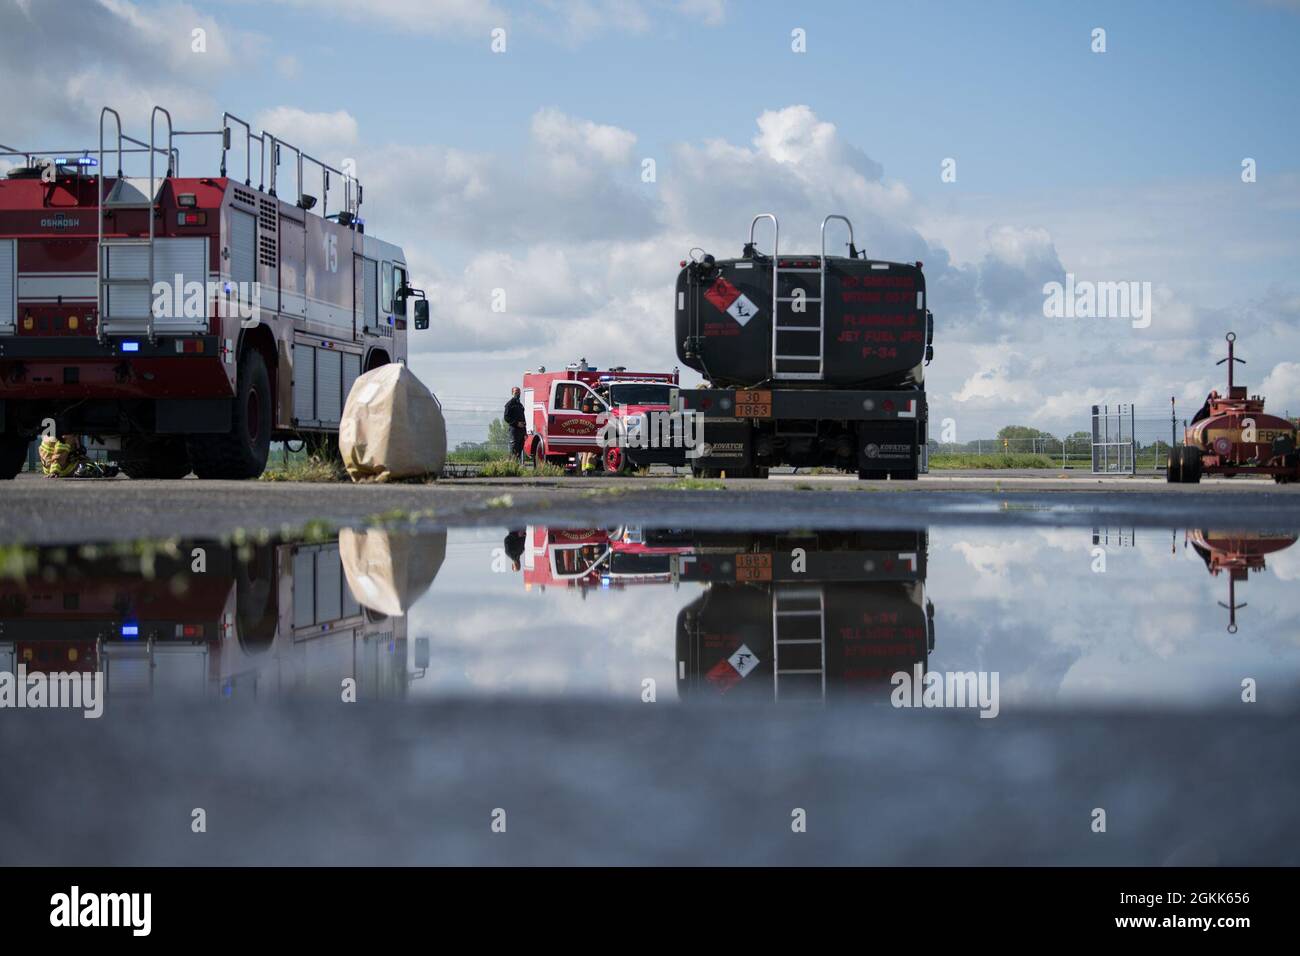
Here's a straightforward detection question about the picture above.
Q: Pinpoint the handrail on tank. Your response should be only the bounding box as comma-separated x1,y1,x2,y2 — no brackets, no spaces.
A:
818,215,855,382
748,213,779,257
820,214,854,260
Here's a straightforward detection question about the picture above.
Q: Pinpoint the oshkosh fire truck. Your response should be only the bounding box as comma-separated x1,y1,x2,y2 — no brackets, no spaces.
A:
0,528,443,700
0,105,428,480
675,214,934,479
521,359,684,474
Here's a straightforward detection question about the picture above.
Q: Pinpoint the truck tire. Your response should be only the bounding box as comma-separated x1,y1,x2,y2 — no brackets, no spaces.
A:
0,434,29,480
187,350,272,480
603,446,630,476
1166,448,1181,483
1182,446,1203,483
690,463,720,479
118,436,192,479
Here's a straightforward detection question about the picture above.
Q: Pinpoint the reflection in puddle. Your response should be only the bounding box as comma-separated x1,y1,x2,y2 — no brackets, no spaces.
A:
1185,529,1298,633
2,523,1298,710
0,530,443,701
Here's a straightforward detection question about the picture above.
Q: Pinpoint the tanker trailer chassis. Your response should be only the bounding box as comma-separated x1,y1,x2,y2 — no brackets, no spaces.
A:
673,214,933,479
1168,332,1300,484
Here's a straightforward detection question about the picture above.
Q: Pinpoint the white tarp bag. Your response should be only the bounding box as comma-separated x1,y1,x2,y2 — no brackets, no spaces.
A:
340,364,446,483
339,527,445,617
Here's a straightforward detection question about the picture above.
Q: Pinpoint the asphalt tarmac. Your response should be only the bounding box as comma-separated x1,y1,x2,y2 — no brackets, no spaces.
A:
2,701,1295,866
2,470,1299,544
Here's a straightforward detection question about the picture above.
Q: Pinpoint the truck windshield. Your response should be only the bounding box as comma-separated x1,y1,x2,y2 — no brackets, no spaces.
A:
609,383,670,406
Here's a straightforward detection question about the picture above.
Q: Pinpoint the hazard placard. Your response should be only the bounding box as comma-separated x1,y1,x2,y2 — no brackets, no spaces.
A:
735,552,772,581
734,390,772,418
728,644,760,678
726,294,758,326
704,276,760,327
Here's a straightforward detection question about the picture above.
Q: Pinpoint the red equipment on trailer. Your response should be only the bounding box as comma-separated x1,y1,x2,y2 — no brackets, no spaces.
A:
520,359,683,474
1168,332,1300,484
0,104,428,480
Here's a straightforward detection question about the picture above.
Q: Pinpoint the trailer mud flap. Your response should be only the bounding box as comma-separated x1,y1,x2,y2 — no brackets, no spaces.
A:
856,420,919,472
696,418,751,471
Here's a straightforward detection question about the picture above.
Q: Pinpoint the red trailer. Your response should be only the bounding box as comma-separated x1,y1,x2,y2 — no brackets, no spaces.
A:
0,104,428,480
521,359,683,474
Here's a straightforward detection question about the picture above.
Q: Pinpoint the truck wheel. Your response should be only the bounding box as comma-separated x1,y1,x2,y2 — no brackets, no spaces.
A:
530,442,546,472
603,446,629,476
0,434,30,480
690,463,720,479
118,436,191,479
1166,447,1182,483
187,350,272,480
1183,446,1203,484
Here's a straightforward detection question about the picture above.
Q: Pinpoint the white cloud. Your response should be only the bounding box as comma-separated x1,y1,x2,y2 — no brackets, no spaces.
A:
261,0,504,35
253,107,360,154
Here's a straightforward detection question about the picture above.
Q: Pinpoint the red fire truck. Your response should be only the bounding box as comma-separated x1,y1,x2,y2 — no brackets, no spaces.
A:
521,359,684,474
0,104,428,480
516,525,691,589
0,528,443,700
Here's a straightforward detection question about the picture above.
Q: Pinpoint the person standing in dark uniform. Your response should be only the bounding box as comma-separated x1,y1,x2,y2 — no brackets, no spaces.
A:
504,386,527,460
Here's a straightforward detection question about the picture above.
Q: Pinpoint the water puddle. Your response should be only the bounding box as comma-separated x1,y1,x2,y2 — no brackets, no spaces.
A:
3,523,1297,712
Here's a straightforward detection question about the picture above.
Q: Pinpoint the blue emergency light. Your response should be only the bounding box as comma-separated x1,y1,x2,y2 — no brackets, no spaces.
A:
121,624,139,638
121,341,140,352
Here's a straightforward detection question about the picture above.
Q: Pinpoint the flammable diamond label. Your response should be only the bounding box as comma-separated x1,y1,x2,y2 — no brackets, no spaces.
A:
703,276,741,313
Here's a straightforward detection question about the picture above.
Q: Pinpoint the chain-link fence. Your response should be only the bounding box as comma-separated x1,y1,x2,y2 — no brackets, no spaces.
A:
928,410,1180,470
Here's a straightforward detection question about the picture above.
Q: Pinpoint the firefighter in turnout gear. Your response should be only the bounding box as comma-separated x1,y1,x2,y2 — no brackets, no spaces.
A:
37,435,119,478
39,435,85,478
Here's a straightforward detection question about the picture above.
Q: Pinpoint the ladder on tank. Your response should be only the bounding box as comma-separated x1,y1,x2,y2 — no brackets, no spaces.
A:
750,213,856,381
772,586,827,703
96,106,176,344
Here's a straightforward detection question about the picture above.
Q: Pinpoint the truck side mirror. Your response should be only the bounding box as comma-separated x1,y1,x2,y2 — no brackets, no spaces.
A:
414,299,429,330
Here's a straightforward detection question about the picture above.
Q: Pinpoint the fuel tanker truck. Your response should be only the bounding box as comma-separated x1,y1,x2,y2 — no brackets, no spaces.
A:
1168,333,1300,484
674,214,934,479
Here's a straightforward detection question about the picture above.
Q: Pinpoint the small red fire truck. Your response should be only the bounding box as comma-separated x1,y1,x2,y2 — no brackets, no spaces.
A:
521,359,685,474
517,525,690,589
0,104,428,480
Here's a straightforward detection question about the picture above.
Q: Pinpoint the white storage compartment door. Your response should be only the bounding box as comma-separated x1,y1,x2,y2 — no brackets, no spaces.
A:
105,237,209,332
342,352,361,408
0,239,14,334
230,207,256,280
315,347,342,425
293,343,316,425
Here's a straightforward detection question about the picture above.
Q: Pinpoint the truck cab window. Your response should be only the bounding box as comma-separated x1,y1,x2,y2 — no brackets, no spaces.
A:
393,265,407,315
381,261,394,314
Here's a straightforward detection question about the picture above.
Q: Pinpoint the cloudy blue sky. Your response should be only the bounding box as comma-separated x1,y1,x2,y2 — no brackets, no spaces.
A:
3,0,1298,445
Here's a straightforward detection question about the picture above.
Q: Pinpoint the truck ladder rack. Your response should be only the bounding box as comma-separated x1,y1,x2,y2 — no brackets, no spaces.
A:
772,586,827,703
753,213,856,382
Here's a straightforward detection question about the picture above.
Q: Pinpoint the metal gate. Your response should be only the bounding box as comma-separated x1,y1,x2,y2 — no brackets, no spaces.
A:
1091,404,1136,475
